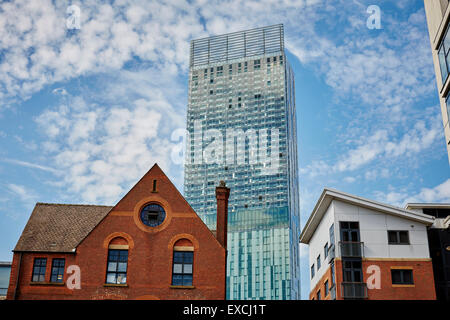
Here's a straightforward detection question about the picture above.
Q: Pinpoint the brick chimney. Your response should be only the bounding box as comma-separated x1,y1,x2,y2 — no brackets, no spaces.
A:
215,180,230,249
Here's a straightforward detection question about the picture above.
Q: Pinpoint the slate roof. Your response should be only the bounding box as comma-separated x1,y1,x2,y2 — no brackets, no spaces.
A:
14,203,113,253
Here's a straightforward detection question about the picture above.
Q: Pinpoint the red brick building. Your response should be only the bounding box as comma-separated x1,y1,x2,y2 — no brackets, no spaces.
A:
7,164,229,300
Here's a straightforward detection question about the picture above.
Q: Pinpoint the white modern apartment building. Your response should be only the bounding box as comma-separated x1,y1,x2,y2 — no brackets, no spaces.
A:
300,188,436,300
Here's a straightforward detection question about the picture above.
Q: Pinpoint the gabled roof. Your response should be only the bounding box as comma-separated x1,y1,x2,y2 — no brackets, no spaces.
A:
300,188,435,244
13,163,223,253
14,203,112,253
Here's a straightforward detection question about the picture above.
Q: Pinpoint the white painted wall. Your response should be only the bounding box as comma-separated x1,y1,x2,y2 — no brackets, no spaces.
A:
333,200,430,259
309,202,335,290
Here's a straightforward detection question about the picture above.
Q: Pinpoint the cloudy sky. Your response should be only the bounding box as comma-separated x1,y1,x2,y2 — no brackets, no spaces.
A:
0,0,449,299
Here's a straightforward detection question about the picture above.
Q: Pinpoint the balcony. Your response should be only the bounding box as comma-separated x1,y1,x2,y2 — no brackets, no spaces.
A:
341,282,368,300
339,241,364,258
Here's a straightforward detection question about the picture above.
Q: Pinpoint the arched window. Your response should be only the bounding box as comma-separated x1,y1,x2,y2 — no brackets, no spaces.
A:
106,237,129,285
172,239,194,286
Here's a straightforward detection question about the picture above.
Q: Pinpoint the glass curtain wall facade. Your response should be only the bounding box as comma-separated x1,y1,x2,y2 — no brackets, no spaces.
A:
184,24,300,300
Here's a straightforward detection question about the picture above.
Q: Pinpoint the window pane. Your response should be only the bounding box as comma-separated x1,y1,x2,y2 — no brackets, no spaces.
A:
173,263,183,274
172,274,183,286
183,252,193,263
350,222,359,229
403,270,413,284
117,262,127,272
106,273,116,284
107,262,117,272
388,231,398,244
108,250,119,260
444,31,450,54
354,270,362,282
439,47,449,84
119,251,128,261
183,274,193,286
117,273,127,284
183,264,193,274
392,270,401,284
174,252,184,263
399,231,409,244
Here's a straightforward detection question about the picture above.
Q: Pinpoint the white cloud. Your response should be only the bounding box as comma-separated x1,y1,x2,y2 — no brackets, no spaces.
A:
344,176,356,183
6,183,38,207
374,179,450,207
35,84,184,204
301,110,443,178
1,158,60,174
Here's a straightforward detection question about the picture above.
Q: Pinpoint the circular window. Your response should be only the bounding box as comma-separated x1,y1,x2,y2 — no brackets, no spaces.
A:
140,203,166,227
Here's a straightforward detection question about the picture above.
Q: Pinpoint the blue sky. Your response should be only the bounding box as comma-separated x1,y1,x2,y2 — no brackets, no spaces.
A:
0,0,449,299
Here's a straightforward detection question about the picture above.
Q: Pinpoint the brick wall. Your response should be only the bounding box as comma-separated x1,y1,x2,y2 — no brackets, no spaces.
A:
331,258,436,300
7,165,227,300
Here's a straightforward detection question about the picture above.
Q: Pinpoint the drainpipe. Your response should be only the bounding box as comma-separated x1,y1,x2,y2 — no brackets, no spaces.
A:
13,252,23,300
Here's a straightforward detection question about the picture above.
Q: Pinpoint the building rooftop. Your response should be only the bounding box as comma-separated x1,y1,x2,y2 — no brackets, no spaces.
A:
14,203,113,253
190,24,284,68
300,188,436,244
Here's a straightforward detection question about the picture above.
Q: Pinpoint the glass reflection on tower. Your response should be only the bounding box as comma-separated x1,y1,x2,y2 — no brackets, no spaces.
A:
184,24,300,300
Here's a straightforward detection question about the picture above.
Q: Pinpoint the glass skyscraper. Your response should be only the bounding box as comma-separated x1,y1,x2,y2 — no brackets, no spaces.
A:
184,24,300,300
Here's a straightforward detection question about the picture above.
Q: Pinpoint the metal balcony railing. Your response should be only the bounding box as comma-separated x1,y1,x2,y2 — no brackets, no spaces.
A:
341,282,368,299
339,241,364,258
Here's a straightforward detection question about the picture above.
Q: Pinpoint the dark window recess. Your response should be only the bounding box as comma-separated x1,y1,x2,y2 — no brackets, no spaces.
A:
340,222,360,242
259,195,263,201
427,227,450,300
106,249,128,284
388,231,410,244
152,179,157,192
324,280,329,297
391,269,414,285
317,289,321,300
50,258,65,283
311,264,315,279
423,208,450,219
32,258,47,282
343,260,363,283
172,251,194,286
140,203,166,227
